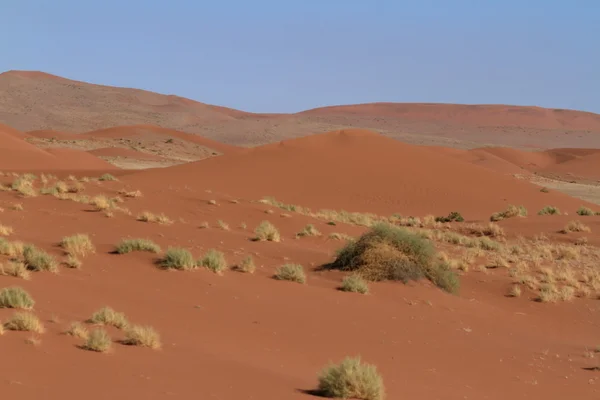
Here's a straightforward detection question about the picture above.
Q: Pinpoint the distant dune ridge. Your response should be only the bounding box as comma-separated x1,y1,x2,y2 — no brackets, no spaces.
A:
2,70,600,149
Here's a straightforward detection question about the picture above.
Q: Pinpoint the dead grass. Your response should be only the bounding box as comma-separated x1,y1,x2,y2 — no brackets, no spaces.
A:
65,321,89,339
237,255,256,273
538,206,561,215
91,195,112,211
576,206,595,216
217,220,230,230
122,325,161,349
99,173,117,182
508,284,522,297
490,205,527,221
64,255,82,269
60,234,95,258
0,224,13,236
116,238,161,254
136,211,173,225
296,224,322,238
274,264,306,284
82,328,112,352
253,221,281,242
198,249,227,274
340,275,370,294
561,220,591,234
317,356,384,400
118,189,142,198
23,244,58,273
87,306,129,329
3,312,44,333
0,262,30,280
159,247,195,270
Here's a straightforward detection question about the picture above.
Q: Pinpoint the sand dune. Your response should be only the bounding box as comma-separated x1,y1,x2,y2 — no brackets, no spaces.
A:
87,147,167,161
125,129,594,219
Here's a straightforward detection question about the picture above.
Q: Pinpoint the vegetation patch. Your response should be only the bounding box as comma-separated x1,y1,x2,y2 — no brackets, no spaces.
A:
237,255,256,273
116,238,161,254
99,173,117,182
198,249,227,274
23,245,58,272
296,224,322,238
0,224,13,236
82,328,112,352
65,322,89,339
3,312,44,333
339,275,369,294
0,287,35,309
159,247,195,270
274,264,306,284
317,356,384,400
491,205,527,221
253,221,281,242
561,220,591,233
326,223,459,294
87,306,129,329
577,206,594,216
60,234,95,258
122,325,161,349
538,206,561,216
0,262,30,280
435,211,464,223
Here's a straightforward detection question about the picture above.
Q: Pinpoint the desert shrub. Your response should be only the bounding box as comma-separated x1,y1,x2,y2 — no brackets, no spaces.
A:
198,249,227,274
122,325,161,349
64,255,82,269
538,206,561,215
65,321,89,339
561,220,591,233
217,220,230,230
274,264,306,284
317,356,384,400
60,234,95,258
238,255,256,273
340,275,369,294
159,247,195,270
477,237,502,251
0,287,35,309
0,262,30,280
23,245,58,272
577,206,594,216
116,238,161,254
491,205,527,221
11,176,37,197
254,221,281,242
435,211,464,223
327,223,458,294
0,224,13,236
91,195,112,211
83,328,112,352
87,306,129,329
99,173,117,181
296,224,322,237
3,312,44,333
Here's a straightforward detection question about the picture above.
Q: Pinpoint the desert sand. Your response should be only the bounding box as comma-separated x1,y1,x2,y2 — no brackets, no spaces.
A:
1,74,600,400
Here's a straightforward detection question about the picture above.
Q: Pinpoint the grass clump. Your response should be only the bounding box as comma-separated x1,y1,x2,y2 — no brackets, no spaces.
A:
538,206,561,216
561,220,591,233
0,262,30,280
577,206,594,216
317,356,385,400
91,195,112,211
116,238,161,254
3,312,44,333
274,264,306,284
0,224,13,236
60,234,95,258
490,205,527,221
435,211,464,223
122,325,161,349
23,245,58,272
198,249,227,274
340,275,369,294
237,255,256,273
82,328,112,352
87,306,129,329
0,287,35,309
327,223,459,294
99,173,117,181
253,220,281,242
296,224,322,238
65,321,89,339
159,247,195,270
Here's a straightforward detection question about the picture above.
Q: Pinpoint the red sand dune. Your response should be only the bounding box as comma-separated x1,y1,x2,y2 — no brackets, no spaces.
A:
539,151,600,181
301,102,600,130
87,147,166,161
124,129,595,219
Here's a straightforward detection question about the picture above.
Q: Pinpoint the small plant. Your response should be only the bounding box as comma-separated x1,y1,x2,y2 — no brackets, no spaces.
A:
577,206,594,216
561,220,591,233
340,275,369,294
538,206,561,216
508,284,522,297
317,356,385,400
238,255,256,273
491,205,527,221
217,220,230,230
116,238,161,254
296,224,322,238
64,255,82,269
60,234,95,258
435,211,464,223
99,173,117,181
122,325,161,349
65,321,89,339
254,221,281,242
0,224,13,236
198,249,227,274
3,312,44,333
91,195,112,211
23,244,58,272
0,287,34,309
0,262,30,280
87,306,129,329
159,247,195,270
274,264,306,284
82,328,112,352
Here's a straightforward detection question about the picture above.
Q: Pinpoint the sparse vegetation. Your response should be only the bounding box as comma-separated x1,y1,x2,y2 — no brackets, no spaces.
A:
317,356,384,400
435,211,464,223
64,255,82,269
238,255,256,273
0,262,30,280
116,238,161,254
327,223,459,294
3,312,44,333
0,287,35,309
538,206,561,216
91,195,112,211
340,275,369,294
122,325,161,349
159,247,195,270
23,245,58,272
198,249,227,274
577,206,594,216
540,187,549,193
137,211,173,225
491,205,527,221
508,284,522,297
561,220,591,234
0,224,13,236
253,220,281,242
99,173,117,182
274,264,306,284
60,234,95,258
296,224,322,238
65,321,89,339
87,306,129,329
217,220,230,230
82,328,112,352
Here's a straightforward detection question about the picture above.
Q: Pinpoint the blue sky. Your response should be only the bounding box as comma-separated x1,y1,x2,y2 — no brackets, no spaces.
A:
2,0,599,113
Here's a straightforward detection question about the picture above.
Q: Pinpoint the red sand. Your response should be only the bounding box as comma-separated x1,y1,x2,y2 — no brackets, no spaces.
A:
125,129,596,219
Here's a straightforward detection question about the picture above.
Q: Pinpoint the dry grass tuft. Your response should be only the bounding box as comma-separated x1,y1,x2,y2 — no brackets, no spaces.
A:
82,328,112,352
237,255,256,273
116,238,161,254
490,205,527,221
274,264,306,284
118,189,142,198
217,220,230,230
576,206,594,216
317,356,385,400
159,247,195,270
60,234,95,258
0,262,30,280
254,221,281,242
3,312,44,333
340,275,370,294
99,173,117,182
0,287,34,309
538,206,561,216
296,224,322,238
91,195,112,211
508,284,522,297
23,244,58,273
65,321,89,339
0,224,13,236
329,232,354,241
87,306,129,329
561,220,591,234
198,249,227,274
122,325,161,349
64,255,82,269
137,211,173,225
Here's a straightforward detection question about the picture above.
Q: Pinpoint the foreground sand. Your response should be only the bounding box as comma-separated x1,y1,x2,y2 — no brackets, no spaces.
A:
1,125,600,399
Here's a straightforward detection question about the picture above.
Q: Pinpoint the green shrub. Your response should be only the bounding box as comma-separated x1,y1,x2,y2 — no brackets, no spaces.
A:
577,206,594,216
159,247,195,270
198,249,227,274
317,356,384,400
116,238,161,254
0,287,35,309
274,264,306,284
340,275,369,294
327,223,458,294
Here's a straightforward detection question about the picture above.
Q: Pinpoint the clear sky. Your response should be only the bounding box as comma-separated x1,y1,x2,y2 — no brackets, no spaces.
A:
2,0,599,113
